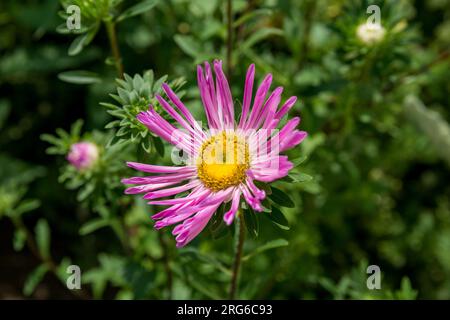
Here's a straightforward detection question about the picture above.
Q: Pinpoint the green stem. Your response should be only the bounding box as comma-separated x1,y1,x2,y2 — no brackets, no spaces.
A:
226,0,233,78
229,215,245,299
105,20,124,78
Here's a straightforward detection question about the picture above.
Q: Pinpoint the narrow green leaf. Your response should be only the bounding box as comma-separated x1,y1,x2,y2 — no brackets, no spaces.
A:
174,35,201,58
105,120,121,129
23,264,49,296
35,219,51,260
152,136,165,157
241,28,283,51
68,33,88,56
243,209,259,239
71,119,84,137
105,56,117,66
117,0,159,22
268,186,295,208
80,218,110,235
233,8,273,28
13,229,27,251
82,269,107,299
58,70,101,85
180,248,231,276
117,87,130,102
56,257,72,283
13,199,41,217
291,155,308,167
153,75,168,92
242,239,289,262
208,204,229,240
289,172,313,183
77,182,96,201
266,206,290,230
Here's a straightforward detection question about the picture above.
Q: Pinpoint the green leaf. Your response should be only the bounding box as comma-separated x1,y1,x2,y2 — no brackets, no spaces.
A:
35,219,51,260
68,33,88,56
82,268,108,299
56,257,72,283
72,119,84,137
242,239,289,262
180,248,230,276
395,277,418,300
288,172,313,183
80,218,110,235
23,264,49,296
122,260,156,299
13,229,27,251
266,206,290,230
241,28,283,51
174,35,201,58
153,74,167,92
152,136,165,157
77,182,96,201
233,8,273,28
208,204,229,240
243,209,259,239
268,186,295,208
58,70,101,84
291,155,308,167
117,0,159,22
13,199,41,217
67,23,99,56
253,180,272,195
105,56,117,66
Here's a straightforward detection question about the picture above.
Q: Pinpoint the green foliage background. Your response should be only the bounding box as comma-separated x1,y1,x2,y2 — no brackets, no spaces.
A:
0,0,449,299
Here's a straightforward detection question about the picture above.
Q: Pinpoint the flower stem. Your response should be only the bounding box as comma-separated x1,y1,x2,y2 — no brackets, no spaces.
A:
229,215,245,299
226,0,233,78
105,20,124,79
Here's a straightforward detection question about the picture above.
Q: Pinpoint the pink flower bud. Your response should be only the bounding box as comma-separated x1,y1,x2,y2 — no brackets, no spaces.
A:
67,142,99,170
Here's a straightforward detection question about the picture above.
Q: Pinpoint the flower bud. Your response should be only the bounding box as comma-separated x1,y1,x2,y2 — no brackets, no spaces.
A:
67,142,99,170
356,23,386,44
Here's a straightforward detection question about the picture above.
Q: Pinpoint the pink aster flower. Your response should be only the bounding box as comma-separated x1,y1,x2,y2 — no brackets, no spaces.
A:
67,142,99,170
122,60,307,247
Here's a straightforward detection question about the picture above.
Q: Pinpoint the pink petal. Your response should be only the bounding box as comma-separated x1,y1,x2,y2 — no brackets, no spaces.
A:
238,64,255,128
126,162,195,174
213,60,234,128
242,73,272,129
162,83,204,134
143,180,200,200
224,188,241,225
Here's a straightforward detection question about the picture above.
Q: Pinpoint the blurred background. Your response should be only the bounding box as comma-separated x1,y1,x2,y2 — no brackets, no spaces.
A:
0,0,449,299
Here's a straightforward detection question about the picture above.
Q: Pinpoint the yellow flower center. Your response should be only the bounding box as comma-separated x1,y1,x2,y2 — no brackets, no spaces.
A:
197,131,250,192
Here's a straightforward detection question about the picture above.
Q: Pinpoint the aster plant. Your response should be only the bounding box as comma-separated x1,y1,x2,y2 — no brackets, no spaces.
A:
122,60,307,248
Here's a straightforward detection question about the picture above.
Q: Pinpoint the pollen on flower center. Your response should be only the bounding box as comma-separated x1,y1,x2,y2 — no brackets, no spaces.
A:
197,131,250,192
